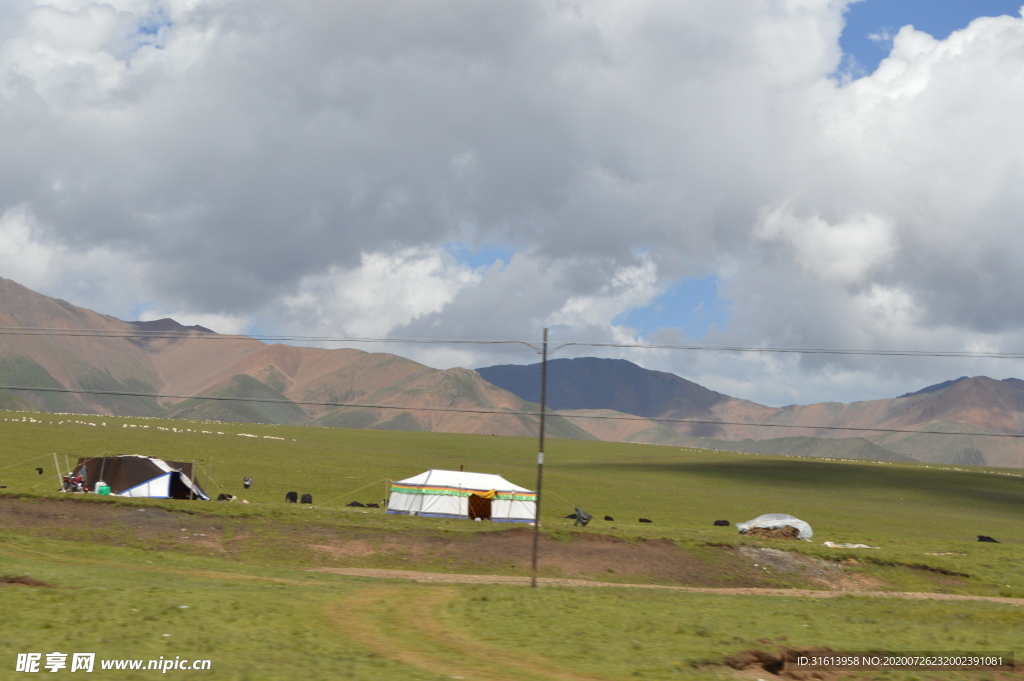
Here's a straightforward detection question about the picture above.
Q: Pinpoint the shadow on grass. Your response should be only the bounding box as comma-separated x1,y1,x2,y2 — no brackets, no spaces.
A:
579,458,1024,510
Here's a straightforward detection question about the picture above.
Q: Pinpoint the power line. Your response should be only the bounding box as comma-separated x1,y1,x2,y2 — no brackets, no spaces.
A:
3,384,1023,440
556,341,1024,360
2,325,1024,359
0,326,532,348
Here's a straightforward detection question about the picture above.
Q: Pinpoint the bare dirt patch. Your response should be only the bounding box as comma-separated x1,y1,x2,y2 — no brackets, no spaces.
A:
737,546,887,591
0,496,230,554
722,647,847,680
0,496,983,595
308,540,379,558
306,526,777,586
0,496,794,586
0,574,52,587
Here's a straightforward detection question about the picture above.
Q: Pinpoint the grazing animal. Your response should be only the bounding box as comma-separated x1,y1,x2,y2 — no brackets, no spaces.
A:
346,501,365,507
36,467,43,475
639,518,653,524
243,477,253,489
977,535,1000,543
604,515,614,521
300,493,313,504
365,503,379,508
285,491,298,503
713,520,730,526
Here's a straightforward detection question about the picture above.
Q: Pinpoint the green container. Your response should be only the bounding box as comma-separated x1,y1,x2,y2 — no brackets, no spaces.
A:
96,483,111,496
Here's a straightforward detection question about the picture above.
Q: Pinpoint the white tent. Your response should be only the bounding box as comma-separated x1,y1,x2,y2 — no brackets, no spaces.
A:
387,469,536,523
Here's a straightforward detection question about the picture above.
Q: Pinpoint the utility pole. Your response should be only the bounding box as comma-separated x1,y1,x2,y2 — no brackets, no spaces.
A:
530,328,548,588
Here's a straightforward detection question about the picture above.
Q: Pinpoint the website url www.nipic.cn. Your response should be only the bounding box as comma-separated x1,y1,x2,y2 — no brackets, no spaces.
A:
16,653,212,673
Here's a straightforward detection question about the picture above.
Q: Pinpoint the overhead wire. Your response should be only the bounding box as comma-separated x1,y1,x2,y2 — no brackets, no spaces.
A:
0,326,536,349
2,325,1024,358
3,327,1024,441
3,384,1024,439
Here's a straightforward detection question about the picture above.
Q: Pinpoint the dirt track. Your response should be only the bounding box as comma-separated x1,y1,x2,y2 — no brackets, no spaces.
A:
323,578,1024,681
312,567,1024,605
330,585,610,681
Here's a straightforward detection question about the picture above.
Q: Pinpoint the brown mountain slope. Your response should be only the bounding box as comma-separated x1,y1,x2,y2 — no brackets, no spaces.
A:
649,380,1024,467
692,376,1024,440
485,358,1024,467
4,277,1023,466
0,277,570,438
0,278,162,414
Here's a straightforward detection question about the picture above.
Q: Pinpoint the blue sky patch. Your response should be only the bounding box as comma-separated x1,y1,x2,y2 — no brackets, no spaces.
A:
135,8,172,46
615,274,731,340
444,242,517,271
839,0,1023,75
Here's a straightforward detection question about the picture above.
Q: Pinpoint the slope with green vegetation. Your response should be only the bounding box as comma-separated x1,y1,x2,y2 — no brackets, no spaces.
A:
161,374,307,425
1,411,1022,680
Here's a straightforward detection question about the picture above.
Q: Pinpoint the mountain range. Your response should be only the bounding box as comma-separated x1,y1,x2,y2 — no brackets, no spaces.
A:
0,277,589,440
477,358,1024,467
2,276,1023,468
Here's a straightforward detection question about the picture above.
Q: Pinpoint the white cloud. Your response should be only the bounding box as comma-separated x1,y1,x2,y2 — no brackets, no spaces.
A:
280,247,481,338
0,205,144,313
755,204,896,285
3,1,1024,405
0,206,59,287
550,256,660,330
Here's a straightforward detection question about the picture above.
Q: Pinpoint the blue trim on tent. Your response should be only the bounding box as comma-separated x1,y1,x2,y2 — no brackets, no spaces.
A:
118,472,171,498
387,510,533,523
387,510,461,519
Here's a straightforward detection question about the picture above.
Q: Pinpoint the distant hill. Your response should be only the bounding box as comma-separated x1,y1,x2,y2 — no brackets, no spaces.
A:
5,276,1024,467
0,277,581,439
130,318,216,334
899,376,969,398
477,357,732,417
479,357,1024,468
477,357,770,439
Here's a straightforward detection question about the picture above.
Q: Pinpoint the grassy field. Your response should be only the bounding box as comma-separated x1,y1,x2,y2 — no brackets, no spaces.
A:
1,410,1023,679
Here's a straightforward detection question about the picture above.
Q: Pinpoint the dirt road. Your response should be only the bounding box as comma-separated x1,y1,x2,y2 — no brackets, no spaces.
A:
312,566,1024,605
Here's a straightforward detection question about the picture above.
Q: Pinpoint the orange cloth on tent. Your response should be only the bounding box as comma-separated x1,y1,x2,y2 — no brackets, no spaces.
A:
472,490,497,499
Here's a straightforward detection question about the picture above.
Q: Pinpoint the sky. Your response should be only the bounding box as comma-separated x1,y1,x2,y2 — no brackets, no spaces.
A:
2,0,1024,407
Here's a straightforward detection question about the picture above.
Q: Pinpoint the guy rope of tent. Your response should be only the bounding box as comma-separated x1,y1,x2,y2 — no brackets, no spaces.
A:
30,476,58,490
319,478,389,507
543,487,582,512
197,460,229,495
0,451,63,490
0,452,54,473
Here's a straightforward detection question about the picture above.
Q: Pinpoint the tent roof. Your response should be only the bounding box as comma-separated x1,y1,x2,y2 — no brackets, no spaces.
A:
395,469,533,494
74,454,208,500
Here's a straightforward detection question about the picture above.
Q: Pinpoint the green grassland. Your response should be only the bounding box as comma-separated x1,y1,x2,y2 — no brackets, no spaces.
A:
2,532,1021,681
1,410,1023,679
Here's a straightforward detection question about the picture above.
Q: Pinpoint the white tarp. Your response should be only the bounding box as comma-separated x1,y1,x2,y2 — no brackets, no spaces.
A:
117,458,208,500
736,513,813,540
119,472,172,497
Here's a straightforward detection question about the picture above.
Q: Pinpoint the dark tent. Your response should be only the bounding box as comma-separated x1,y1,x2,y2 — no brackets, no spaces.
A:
73,455,209,500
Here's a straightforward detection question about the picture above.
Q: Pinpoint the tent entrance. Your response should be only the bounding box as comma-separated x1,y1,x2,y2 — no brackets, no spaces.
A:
468,493,493,520
168,472,198,499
